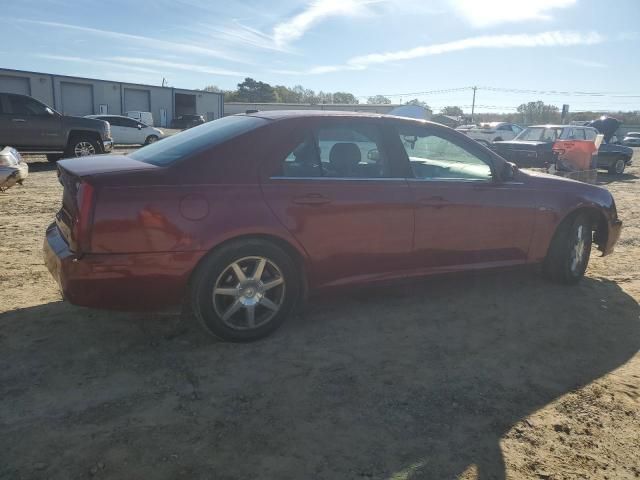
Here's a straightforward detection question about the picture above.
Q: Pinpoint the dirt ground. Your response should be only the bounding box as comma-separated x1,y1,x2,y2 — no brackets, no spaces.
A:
1,150,639,480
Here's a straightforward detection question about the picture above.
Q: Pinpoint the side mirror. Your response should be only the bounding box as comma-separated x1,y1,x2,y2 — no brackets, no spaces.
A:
137,124,143,130
45,107,55,116
502,162,518,181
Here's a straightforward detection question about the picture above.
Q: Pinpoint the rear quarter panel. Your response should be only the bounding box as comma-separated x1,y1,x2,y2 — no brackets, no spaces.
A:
90,124,307,259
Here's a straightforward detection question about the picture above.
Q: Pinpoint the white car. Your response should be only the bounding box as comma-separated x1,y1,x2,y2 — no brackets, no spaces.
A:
86,115,164,146
622,132,640,147
459,122,524,145
0,147,28,191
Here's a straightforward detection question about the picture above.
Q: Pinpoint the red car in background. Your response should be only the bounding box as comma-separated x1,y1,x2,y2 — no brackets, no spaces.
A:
44,111,622,341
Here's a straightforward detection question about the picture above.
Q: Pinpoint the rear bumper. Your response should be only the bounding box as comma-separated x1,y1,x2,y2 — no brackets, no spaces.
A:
43,223,200,310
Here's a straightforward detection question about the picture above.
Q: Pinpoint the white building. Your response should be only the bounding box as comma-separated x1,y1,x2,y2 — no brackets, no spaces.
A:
0,68,224,127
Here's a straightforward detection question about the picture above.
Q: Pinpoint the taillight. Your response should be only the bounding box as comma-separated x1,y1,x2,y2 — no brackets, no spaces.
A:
73,182,95,254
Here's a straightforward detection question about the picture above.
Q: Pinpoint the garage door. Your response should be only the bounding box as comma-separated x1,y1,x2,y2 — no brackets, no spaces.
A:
124,88,150,112
0,75,31,95
61,82,93,115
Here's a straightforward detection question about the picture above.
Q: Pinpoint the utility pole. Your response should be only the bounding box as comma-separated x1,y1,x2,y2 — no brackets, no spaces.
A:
471,86,477,123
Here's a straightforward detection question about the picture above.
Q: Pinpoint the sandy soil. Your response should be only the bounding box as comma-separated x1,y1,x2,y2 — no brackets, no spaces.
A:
1,151,639,480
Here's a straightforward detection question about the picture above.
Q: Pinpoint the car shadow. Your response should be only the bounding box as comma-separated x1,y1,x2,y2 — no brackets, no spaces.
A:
597,172,639,185
25,160,57,172
1,271,638,479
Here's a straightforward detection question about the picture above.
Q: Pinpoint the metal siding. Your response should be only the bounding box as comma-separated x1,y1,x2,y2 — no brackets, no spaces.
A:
124,88,151,112
0,75,31,95
60,82,94,115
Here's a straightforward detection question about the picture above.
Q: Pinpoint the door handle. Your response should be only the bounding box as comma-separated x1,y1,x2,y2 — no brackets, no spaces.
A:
11,118,26,123
293,193,332,205
418,195,449,208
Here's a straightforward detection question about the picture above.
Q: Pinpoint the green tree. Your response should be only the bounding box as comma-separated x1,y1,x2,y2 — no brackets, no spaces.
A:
333,92,359,104
440,106,464,116
367,95,392,105
516,101,560,124
235,77,277,102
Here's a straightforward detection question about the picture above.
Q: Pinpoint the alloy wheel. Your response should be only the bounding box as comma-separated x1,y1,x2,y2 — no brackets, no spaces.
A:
615,159,625,174
570,225,587,273
74,141,96,156
212,256,286,330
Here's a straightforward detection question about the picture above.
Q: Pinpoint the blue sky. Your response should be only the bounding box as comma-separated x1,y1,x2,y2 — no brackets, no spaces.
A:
4,0,640,113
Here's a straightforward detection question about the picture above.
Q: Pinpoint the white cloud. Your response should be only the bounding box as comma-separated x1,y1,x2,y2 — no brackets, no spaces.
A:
212,0,379,52
279,30,605,74
35,54,161,74
108,57,245,77
448,0,577,28
562,57,607,68
272,0,376,48
21,20,242,63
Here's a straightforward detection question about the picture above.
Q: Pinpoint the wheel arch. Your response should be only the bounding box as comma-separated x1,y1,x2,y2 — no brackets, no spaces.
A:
554,206,608,255
188,232,309,302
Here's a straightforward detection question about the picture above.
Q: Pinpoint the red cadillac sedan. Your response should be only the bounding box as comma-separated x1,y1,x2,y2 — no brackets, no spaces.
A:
44,111,622,341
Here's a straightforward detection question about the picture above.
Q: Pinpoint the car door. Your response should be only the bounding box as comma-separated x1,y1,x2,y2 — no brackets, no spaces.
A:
5,94,62,149
389,122,537,271
260,118,414,289
122,117,146,144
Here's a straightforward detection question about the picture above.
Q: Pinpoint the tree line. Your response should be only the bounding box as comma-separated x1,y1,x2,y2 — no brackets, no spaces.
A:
205,79,640,124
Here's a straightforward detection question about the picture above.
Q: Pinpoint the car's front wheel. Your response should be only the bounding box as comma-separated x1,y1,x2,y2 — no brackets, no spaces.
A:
543,213,592,284
190,239,300,342
608,157,626,175
145,135,159,145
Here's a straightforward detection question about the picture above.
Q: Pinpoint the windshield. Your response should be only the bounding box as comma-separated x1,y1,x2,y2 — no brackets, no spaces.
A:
129,115,267,166
516,127,563,142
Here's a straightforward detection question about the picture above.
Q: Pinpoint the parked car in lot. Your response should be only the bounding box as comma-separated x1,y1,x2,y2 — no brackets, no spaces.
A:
44,111,622,341
170,114,205,129
87,115,164,145
126,111,154,126
492,124,633,174
622,132,640,147
458,122,524,145
0,92,113,162
0,146,28,191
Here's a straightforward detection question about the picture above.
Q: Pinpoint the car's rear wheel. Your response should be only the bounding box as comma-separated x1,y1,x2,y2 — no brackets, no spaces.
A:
145,135,159,145
65,135,101,158
190,239,300,342
608,157,626,175
543,213,592,285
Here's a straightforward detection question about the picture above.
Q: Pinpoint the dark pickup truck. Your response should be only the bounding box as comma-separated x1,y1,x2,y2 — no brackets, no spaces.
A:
0,92,113,162
492,120,633,174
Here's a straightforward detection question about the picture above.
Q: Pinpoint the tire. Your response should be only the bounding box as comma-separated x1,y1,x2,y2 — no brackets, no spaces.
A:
145,135,159,145
47,154,62,163
65,134,101,158
493,137,503,142
543,213,592,285
608,157,626,175
190,239,301,342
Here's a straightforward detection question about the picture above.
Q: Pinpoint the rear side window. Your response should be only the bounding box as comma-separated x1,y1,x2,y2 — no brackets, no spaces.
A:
129,115,267,166
585,129,597,141
278,122,391,178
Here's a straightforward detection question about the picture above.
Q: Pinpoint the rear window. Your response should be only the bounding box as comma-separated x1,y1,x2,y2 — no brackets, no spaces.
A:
129,115,267,166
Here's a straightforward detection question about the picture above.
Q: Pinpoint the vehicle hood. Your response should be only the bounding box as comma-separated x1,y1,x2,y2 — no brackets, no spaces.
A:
57,155,158,177
521,168,612,199
63,115,109,131
588,117,620,142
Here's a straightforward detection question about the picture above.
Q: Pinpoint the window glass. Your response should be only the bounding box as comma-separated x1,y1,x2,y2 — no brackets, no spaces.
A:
516,127,562,142
121,117,140,128
279,123,391,178
105,116,124,127
497,124,511,131
397,126,492,181
512,125,523,134
8,95,49,115
129,115,267,166
584,129,597,141
568,128,586,140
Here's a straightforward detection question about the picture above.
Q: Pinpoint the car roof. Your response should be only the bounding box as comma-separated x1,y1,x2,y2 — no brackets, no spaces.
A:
528,124,594,129
87,114,130,118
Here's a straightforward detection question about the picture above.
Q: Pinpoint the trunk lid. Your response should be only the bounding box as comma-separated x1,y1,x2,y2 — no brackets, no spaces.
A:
55,155,158,253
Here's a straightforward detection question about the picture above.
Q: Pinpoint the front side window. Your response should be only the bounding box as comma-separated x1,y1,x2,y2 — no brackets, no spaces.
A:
512,125,523,134
8,95,50,116
279,122,391,178
397,126,492,181
129,115,267,166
